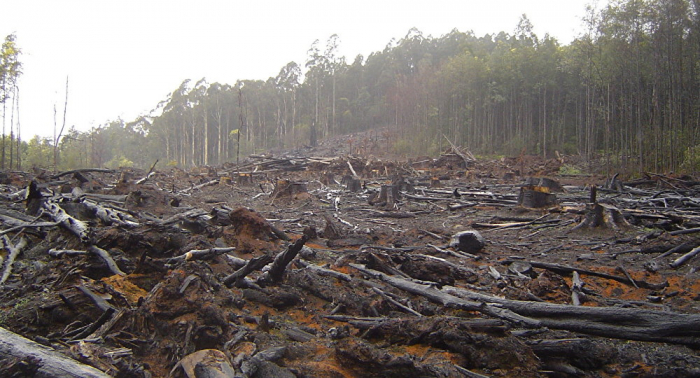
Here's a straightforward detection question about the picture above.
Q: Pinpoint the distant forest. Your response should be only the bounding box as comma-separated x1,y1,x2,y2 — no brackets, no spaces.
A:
3,0,700,174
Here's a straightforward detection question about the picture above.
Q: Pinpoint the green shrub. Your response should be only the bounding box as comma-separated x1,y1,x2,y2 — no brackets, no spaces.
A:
681,145,700,173
559,164,583,175
105,155,134,169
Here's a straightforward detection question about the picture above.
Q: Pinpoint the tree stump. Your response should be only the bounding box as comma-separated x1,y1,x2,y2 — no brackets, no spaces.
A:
571,202,630,232
237,173,253,186
320,172,336,186
345,178,361,192
392,175,414,193
518,186,558,209
571,185,630,231
270,180,308,201
369,185,400,207
523,177,564,192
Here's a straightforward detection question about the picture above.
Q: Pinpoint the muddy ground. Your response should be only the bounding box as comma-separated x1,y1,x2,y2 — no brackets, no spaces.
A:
1,130,700,377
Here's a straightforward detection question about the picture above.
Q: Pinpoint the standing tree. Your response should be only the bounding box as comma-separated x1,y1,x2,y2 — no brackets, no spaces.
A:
325,34,344,135
305,40,324,146
53,76,69,170
1,33,22,169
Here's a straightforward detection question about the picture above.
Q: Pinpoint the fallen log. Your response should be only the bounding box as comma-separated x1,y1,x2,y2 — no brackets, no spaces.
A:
504,260,666,290
654,242,698,260
443,283,700,347
87,245,126,276
80,200,139,227
166,247,237,265
670,246,700,268
670,227,700,236
0,220,60,236
0,235,27,285
223,254,273,288
0,326,111,378
178,178,220,195
294,259,353,282
349,263,541,327
265,232,311,283
69,307,116,341
42,201,91,244
371,286,423,316
352,264,700,347
170,349,235,378
76,284,113,312
51,168,114,180
570,271,585,306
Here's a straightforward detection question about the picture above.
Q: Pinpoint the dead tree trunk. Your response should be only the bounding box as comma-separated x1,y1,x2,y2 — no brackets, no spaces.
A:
0,327,111,378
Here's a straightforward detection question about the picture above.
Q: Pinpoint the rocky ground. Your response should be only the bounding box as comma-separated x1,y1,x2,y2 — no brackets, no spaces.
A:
1,130,700,377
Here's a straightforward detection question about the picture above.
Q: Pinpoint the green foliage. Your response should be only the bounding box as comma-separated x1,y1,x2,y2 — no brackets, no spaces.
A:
681,145,700,173
392,138,413,156
105,155,134,169
0,296,32,326
1,33,22,103
559,164,583,176
9,2,700,173
23,136,53,169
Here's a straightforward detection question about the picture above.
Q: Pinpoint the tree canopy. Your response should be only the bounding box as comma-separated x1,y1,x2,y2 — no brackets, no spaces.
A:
10,0,700,174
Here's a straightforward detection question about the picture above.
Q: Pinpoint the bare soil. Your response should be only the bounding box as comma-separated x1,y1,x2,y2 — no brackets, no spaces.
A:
1,129,700,377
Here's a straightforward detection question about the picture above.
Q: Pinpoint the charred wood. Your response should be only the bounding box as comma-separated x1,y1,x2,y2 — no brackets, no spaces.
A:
88,245,127,276
223,254,273,288
264,231,311,283
505,260,666,290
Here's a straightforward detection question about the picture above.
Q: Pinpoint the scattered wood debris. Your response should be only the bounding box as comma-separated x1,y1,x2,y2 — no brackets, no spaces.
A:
1,131,700,377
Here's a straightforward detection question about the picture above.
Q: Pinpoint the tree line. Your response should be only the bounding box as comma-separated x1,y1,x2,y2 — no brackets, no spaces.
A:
5,0,700,174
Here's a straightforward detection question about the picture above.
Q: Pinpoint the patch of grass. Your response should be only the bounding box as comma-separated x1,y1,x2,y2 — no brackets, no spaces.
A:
0,297,32,325
559,164,583,175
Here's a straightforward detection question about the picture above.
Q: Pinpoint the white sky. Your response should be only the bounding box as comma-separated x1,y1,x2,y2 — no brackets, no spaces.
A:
2,0,603,140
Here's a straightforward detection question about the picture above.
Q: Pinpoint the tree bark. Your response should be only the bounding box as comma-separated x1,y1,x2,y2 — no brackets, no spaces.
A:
0,327,110,378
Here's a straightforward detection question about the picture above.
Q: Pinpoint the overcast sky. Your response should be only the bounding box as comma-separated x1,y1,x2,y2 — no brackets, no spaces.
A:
2,0,603,140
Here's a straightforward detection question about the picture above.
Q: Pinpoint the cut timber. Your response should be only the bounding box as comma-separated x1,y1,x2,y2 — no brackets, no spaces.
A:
0,326,111,378
166,247,236,265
